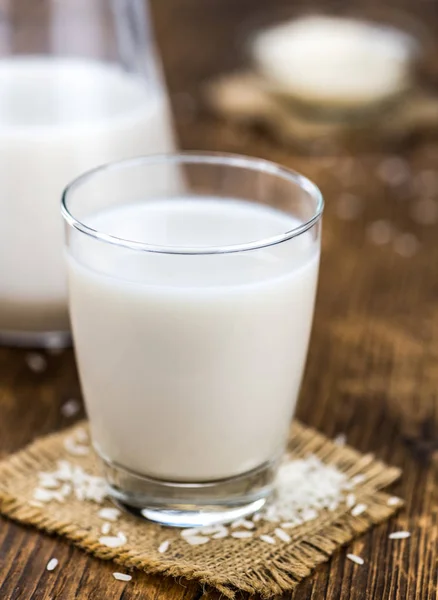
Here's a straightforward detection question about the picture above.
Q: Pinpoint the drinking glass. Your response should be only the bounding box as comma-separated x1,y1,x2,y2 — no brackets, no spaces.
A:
62,152,323,527
0,0,175,347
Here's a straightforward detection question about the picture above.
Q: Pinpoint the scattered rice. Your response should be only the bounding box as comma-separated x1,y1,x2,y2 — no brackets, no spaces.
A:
181,528,203,538
346,494,356,508
350,474,366,486
280,520,302,529
61,399,81,418
38,473,60,489
231,518,254,530
274,528,291,543
347,553,364,565
25,353,47,373
231,531,253,539
31,445,394,556
46,558,58,571
301,508,318,522
211,531,228,539
158,540,170,553
54,461,73,481
99,532,127,548
113,572,132,582
59,483,72,496
211,528,228,540
181,525,228,540
389,531,411,540
259,535,276,545
197,525,227,536
262,456,350,524
34,461,107,504
75,428,89,444
33,487,67,503
98,507,121,522
101,522,111,535
184,535,210,546
351,504,367,517
33,489,53,502
387,496,401,507
64,434,89,457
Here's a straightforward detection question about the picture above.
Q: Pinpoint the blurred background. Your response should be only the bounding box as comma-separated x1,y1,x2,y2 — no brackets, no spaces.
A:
151,0,438,452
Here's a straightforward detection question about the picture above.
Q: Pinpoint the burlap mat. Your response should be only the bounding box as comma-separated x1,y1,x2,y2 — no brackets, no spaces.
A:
0,421,402,598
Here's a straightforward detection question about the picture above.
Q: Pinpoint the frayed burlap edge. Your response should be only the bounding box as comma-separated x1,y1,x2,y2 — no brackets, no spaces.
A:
0,421,402,598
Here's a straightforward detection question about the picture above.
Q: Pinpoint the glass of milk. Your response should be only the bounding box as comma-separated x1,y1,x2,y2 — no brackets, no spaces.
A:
62,152,323,527
0,0,175,347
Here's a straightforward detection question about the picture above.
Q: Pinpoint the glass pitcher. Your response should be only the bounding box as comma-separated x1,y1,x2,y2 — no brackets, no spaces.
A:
0,0,176,347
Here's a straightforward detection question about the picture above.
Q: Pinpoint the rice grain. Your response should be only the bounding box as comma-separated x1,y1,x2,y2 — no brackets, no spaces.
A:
158,540,170,553
231,531,253,539
259,535,276,545
46,558,58,571
98,508,121,522
351,504,367,517
231,518,254,530
99,532,127,548
389,531,411,540
275,528,291,543
346,494,356,508
101,522,111,535
113,572,132,582
351,474,366,486
387,496,401,507
347,553,364,565
184,535,210,546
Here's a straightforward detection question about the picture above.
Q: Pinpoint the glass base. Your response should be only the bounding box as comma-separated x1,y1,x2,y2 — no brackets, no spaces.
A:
99,450,278,528
0,330,71,349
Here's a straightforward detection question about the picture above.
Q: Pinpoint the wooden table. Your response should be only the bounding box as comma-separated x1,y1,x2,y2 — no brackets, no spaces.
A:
1,0,437,598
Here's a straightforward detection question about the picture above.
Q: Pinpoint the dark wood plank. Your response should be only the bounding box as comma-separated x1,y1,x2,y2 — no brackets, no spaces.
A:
1,0,437,598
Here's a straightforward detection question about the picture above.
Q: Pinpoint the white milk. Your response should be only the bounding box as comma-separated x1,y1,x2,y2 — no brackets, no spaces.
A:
67,198,320,482
0,57,175,334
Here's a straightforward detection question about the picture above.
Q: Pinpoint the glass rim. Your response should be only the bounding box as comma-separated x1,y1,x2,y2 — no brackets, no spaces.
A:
61,151,324,255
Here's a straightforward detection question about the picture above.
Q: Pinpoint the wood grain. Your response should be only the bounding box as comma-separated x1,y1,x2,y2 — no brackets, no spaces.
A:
0,0,437,598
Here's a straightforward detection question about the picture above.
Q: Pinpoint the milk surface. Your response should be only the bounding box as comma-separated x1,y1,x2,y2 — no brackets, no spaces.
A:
67,198,320,482
0,57,175,333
